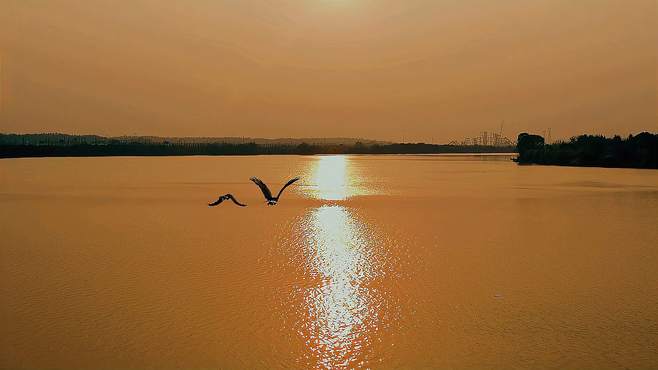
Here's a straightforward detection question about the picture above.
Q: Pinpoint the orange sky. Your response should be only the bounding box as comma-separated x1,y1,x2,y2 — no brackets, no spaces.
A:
0,0,655,142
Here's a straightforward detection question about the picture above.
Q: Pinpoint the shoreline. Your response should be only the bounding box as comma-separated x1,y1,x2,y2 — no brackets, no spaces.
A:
0,152,517,160
0,144,516,159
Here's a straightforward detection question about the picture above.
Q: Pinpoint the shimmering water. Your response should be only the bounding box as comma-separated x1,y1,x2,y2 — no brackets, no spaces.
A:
1,155,657,369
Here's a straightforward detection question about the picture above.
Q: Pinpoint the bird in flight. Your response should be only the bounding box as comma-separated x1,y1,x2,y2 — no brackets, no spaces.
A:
250,177,300,205
208,194,247,207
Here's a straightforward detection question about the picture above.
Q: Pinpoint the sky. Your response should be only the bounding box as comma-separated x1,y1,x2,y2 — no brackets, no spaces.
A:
0,0,655,142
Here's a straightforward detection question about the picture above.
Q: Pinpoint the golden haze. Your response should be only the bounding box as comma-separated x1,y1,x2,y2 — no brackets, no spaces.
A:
0,0,656,140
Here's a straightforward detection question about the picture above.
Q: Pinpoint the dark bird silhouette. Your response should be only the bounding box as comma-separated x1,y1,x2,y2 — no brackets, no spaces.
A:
208,194,247,207
250,177,300,205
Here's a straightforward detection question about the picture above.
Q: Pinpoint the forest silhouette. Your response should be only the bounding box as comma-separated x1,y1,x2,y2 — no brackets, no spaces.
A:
0,136,513,158
3,132,657,170
516,132,657,169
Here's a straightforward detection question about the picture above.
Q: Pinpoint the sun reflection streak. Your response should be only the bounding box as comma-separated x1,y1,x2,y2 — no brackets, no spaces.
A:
275,154,394,368
298,205,383,369
312,156,350,201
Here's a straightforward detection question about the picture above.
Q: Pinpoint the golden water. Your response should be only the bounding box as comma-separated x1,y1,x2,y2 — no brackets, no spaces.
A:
1,155,657,369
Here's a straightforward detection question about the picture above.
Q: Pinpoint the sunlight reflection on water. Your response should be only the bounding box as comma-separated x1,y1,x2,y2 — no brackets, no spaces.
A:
298,205,383,369
289,155,393,368
312,156,350,200
308,155,374,201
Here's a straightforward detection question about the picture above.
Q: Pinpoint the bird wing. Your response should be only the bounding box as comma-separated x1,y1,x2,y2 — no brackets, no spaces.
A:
250,177,273,200
276,177,300,199
227,194,247,207
208,195,226,207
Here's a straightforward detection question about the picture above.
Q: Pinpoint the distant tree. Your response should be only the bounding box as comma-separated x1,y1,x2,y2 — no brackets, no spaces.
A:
517,133,545,152
516,133,545,162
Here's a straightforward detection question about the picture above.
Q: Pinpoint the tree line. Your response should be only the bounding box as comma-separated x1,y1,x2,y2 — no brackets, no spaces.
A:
0,141,515,158
516,132,657,169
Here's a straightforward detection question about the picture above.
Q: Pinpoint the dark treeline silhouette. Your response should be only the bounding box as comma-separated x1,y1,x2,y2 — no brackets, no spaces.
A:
516,132,658,169
0,141,515,158
0,133,389,146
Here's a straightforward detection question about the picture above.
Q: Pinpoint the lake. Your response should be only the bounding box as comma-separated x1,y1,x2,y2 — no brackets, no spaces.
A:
1,155,657,369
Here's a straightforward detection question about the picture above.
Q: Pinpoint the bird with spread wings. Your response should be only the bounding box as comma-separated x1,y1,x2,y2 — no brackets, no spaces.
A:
250,177,300,205
208,193,247,207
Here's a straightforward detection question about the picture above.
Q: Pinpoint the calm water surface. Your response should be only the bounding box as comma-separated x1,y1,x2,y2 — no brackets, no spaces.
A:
1,155,657,369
